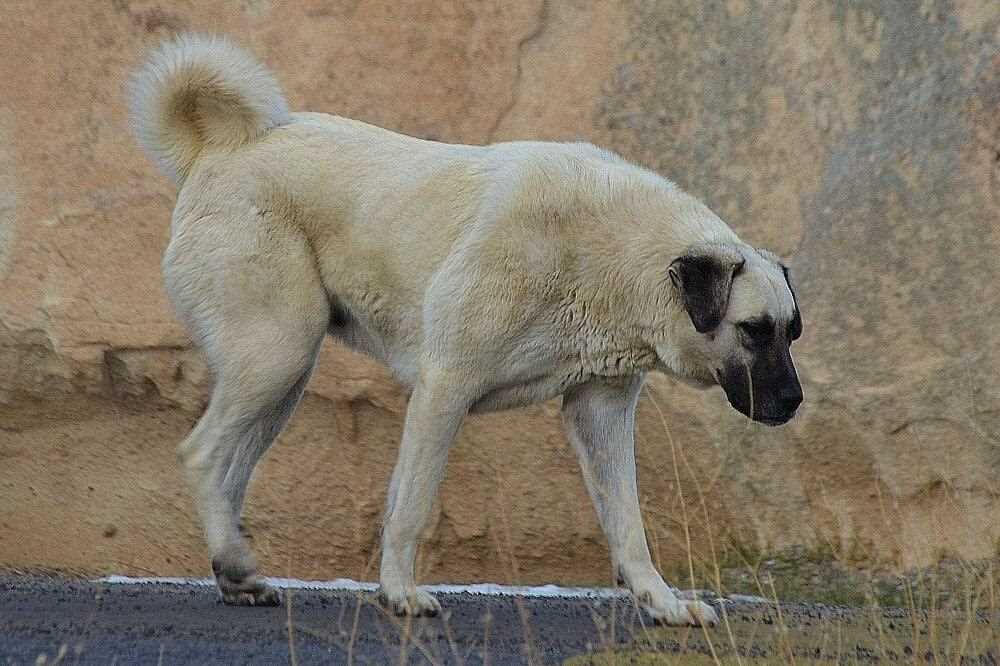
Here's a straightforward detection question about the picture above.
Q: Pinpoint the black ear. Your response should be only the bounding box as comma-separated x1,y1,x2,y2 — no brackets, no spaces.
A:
669,249,744,333
781,264,802,341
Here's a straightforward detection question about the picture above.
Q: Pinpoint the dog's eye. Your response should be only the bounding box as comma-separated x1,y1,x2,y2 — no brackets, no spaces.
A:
738,320,771,343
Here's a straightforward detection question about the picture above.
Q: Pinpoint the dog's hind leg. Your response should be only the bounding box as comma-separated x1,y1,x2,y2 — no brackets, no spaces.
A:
179,357,319,606
166,211,329,606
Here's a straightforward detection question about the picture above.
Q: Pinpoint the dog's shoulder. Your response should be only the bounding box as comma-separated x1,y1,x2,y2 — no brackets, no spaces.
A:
477,141,641,225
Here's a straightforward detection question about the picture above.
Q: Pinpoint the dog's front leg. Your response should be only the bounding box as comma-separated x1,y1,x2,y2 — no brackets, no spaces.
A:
378,369,470,617
561,376,718,627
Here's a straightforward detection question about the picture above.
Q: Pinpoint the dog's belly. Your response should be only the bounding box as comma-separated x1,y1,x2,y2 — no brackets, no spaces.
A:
326,305,421,388
469,372,582,414
327,306,581,409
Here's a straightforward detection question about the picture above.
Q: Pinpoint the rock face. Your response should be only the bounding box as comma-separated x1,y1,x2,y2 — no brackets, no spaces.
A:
1,1,998,584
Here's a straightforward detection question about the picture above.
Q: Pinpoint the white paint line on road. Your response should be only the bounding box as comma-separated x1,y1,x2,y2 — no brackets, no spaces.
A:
98,575,770,603
99,575,627,598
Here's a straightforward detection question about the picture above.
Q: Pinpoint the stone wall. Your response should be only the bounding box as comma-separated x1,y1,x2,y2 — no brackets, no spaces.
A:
1,0,998,585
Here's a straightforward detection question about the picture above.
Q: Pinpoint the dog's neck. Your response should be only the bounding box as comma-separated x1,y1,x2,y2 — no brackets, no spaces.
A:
555,180,741,379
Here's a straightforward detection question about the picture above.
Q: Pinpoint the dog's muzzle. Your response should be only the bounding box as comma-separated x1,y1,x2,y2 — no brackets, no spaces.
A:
719,355,802,426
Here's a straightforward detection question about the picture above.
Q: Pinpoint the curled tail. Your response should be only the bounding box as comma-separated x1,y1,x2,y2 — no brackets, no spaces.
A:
128,33,289,183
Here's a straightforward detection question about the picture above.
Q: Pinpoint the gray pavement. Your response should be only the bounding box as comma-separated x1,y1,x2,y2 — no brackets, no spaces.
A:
0,575,675,664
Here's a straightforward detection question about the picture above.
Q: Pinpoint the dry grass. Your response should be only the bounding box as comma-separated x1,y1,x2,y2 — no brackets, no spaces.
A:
566,591,1000,663
272,380,1000,664
42,370,987,664
561,387,1000,664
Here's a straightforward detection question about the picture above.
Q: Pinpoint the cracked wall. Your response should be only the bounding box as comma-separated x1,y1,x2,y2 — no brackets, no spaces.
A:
1,1,999,584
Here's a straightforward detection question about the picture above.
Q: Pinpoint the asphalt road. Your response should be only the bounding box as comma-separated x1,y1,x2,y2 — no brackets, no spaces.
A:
11,576,997,664
0,575,689,665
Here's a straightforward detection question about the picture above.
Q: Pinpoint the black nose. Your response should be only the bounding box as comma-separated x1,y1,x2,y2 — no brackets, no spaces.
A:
779,386,803,414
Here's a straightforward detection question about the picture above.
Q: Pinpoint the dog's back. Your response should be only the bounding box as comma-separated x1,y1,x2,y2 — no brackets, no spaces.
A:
127,34,669,379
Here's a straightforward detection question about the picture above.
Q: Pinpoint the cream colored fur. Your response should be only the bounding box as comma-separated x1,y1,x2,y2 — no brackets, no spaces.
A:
128,34,289,183
128,34,799,627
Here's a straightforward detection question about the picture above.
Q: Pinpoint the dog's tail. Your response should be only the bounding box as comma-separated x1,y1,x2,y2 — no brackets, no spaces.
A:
127,33,290,184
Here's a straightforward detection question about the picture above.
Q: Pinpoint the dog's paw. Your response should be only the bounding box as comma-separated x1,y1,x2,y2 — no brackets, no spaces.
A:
634,586,718,627
212,554,280,607
220,580,282,607
215,568,282,607
651,599,718,627
378,587,441,617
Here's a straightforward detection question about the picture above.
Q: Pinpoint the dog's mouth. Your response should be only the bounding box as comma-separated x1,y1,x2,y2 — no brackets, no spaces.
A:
724,392,798,427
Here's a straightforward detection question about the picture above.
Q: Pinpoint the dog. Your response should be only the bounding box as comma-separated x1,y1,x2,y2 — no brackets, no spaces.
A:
128,34,803,628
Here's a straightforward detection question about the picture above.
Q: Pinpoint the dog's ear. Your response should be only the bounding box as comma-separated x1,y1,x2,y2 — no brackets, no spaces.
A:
668,246,744,333
780,264,802,341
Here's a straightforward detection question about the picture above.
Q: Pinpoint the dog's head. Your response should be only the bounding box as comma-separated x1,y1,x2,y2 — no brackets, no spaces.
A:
661,243,803,426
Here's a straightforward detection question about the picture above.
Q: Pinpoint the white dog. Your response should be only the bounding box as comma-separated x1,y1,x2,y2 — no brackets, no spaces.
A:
128,34,803,628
